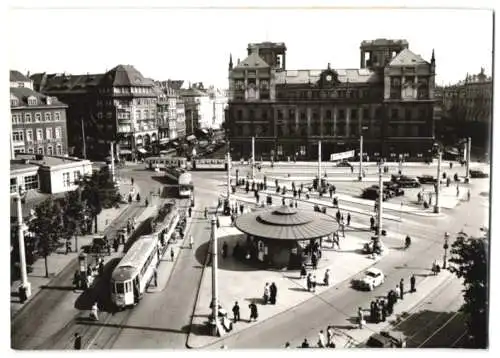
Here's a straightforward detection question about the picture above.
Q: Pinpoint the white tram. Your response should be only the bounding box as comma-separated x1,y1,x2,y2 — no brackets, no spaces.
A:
111,235,160,308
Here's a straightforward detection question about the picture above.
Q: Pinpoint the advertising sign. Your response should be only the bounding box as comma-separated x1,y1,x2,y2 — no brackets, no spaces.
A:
330,150,355,161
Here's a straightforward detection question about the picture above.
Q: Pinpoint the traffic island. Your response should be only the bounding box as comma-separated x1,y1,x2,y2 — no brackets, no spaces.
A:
186,215,392,349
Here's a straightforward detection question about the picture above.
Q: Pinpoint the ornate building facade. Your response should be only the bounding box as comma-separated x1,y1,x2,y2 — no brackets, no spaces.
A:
31,65,158,160
10,70,69,158
226,40,436,161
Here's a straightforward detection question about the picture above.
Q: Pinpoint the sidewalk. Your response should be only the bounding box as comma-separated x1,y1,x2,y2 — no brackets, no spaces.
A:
294,270,454,348
233,160,475,168
186,214,426,348
10,178,140,317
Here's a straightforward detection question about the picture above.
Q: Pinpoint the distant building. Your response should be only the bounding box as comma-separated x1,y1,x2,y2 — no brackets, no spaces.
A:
155,80,187,142
31,65,158,161
180,84,211,134
207,87,228,129
11,154,92,195
10,70,69,158
226,40,436,161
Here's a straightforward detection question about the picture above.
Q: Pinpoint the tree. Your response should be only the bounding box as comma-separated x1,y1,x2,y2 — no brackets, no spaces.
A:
62,188,88,252
79,166,121,233
448,233,488,348
28,198,66,277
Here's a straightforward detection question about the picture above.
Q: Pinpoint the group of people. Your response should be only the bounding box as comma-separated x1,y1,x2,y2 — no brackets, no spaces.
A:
263,282,278,304
297,325,338,348
358,275,417,329
300,263,331,292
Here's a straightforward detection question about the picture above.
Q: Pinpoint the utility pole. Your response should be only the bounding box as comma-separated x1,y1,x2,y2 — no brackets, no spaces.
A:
377,163,383,240
251,136,255,180
13,191,31,299
434,151,442,213
358,135,363,181
443,232,450,269
318,140,322,189
465,137,471,181
210,216,219,336
110,142,117,187
81,117,87,159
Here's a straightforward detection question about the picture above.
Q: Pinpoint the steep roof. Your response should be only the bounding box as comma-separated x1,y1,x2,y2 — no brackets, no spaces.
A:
388,49,428,66
10,87,67,107
10,70,30,82
100,65,153,87
31,73,104,93
235,52,270,69
275,68,379,85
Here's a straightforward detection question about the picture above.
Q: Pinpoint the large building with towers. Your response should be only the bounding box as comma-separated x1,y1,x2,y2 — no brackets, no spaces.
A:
226,39,437,161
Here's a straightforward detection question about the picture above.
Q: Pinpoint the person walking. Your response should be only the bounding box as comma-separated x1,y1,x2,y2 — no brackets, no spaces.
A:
381,300,387,322
301,338,310,348
90,302,99,321
285,342,291,348
336,210,341,223
347,213,351,226
327,326,335,347
232,301,240,322
263,283,270,304
270,282,277,304
153,268,158,287
306,273,312,292
189,235,194,249
312,274,317,293
74,333,82,350
467,189,471,201
358,307,365,329
323,269,330,286
318,330,326,348
300,264,307,279
65,240,72,254
248,302,258,322
170,247,174,262
311,252,318,270
399,278,404,299
370,300,376,322
410,274,416,293
188,207,192,218
370,216,375,231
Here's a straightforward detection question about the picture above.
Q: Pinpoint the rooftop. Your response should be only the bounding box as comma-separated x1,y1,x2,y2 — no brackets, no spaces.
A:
13,154,90,168
10,87,66,107
235,52,270,69
10,70,31,82
275,68,378,85
361,38,409,47
100,65,154,87
388,48,428,66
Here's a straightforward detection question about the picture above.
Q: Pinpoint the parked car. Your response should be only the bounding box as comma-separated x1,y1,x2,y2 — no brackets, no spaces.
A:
336,160,353,168
392,175,421,188
417,175,438,184
355,268,385,291
470,169,489,178
371,185,394,198
364,331,406,348
384,182,404,196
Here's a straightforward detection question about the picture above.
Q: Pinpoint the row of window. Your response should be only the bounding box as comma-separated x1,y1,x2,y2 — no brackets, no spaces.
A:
11,111,62,124
62,170,81,187
98,86,154,95
10,175,39,193
234,107,382,122
14,144,63,156
12,127,63,142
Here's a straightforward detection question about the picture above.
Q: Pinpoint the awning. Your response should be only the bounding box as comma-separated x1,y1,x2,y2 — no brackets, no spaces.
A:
160,138,170,144
137,148,147,154
119,149,132,154
186,135,197,142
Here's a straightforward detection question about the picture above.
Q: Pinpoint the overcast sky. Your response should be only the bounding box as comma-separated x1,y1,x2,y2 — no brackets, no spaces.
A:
8,3,494,89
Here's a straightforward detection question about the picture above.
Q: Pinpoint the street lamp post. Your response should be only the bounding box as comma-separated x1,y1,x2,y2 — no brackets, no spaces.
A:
465,137,472,182
358,135,363,181
12,189,32,300
318,140,322,190
251,136,255,180
434,151,442,213
443,232,450,269
210,216,219,336
377,162,384,240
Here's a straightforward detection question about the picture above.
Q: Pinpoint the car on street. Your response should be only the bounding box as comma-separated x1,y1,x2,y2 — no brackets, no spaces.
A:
335,160,353,168
417,175,438,184
354,267,385,291
371,184,395,198
384,182,405,196
470,169,489,178
391,175,421,188
361,187,388,201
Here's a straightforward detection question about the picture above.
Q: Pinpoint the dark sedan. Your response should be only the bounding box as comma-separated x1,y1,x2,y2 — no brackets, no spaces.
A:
470,170,489,178
417,175,438,184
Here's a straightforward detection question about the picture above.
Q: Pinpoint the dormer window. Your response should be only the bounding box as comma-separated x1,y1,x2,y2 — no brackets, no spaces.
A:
11,98,19,107
46,97,52,105
27,96,37,106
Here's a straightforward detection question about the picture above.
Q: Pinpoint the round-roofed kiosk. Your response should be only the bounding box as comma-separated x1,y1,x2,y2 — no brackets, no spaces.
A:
235,205,337,269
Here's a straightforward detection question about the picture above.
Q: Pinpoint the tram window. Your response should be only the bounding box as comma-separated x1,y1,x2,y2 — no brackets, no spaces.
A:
116,282,125,294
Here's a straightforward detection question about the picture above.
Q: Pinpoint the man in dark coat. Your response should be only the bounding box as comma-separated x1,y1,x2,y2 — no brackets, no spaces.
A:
248,302,258,322
370,216,375,230
270,282,277,304
232,301,240,322
347,213,351,226
410,274,416,293
381,300,387,322
74,333,82,350
311,253,318,270
399,278,404,299
300,264,307,279
370,301,375,322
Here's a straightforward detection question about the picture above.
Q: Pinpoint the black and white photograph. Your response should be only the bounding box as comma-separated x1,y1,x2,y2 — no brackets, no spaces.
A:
6,0,495,351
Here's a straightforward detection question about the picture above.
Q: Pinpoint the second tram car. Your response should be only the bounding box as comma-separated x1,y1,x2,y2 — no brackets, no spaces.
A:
192,158,227,171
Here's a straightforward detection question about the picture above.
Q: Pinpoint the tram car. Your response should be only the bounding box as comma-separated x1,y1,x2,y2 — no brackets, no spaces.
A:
111,235,160,308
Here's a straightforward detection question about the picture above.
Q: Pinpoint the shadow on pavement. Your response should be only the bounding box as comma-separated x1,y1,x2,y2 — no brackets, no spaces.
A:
74,258,121,312
77,320,187,335
187,323,211,336
40,285,75,291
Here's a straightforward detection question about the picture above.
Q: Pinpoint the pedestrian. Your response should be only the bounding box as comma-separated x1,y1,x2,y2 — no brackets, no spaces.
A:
91,302,99,321
300,264,307,279
395,285,400,301
74,333,82,350
467,189,471,201
188,207,192,217
336,210,341,223
145,198,149,207
248,302,258,322
327,326,335,347
318,330,326,348
306,273,312,292
312,274,317,293
153,268,158,287
222,241,228,258
170,247,174,261
370,216,375,230
301,338,310,348
65,240,72,254
270,282,277,304
232,301,240,322
358,307,365,329
381,300,387,322
457,186,460,197
410,274,416,292
189,235,194,249
136,192,141,202
131,177,134,185
295,200,298,208
285,342,291,348
311,252,318,270
204,207,208,219
113,237,119,252
370,300,375,322
263,282,270,304
98,261,104,276
128,193,133,203
347,212,351,226
323,269,330,286
400,278,404,299
240,204,244,214
216,216,220,229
